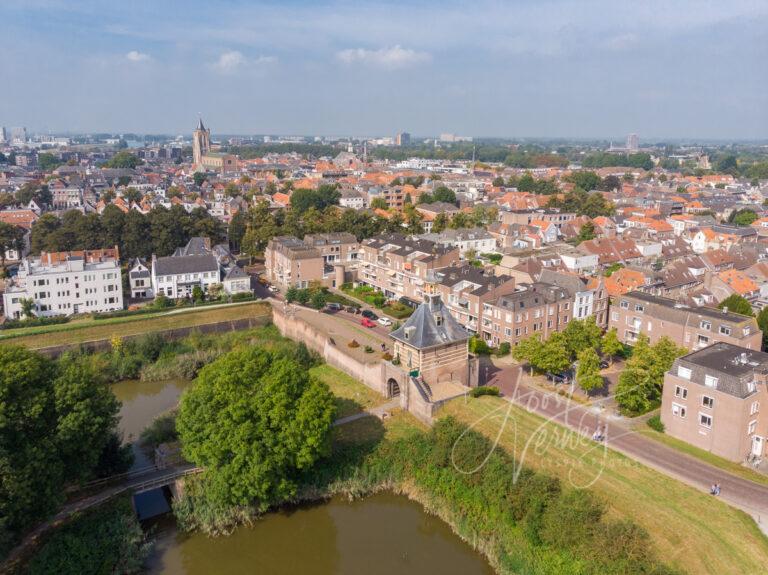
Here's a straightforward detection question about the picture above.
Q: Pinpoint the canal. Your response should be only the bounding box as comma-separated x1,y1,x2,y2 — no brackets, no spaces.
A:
113,379,494,575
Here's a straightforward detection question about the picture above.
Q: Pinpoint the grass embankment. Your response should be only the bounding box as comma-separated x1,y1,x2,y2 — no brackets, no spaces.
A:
309,364,385,418
440,396,768,575
0,302,271,349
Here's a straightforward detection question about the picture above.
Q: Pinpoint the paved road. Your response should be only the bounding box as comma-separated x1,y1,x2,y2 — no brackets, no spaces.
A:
489,364,768,530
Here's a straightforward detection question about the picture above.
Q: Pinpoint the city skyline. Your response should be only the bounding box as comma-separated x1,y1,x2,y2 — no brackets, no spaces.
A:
1,0,766,139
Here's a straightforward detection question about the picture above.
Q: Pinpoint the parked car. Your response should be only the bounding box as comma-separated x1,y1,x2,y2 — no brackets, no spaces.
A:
361,310,378,320
268,285,279,293
326,303,342,312
599,360,610,370
361,318,376,328
346,306,360,314
378,317,393,327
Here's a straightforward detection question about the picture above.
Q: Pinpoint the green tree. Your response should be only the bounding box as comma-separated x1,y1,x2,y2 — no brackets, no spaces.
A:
370,197,388,210
562,317,602,360
512,334,544,376
431,213,449,233
176,348,335,507
448,212,470,229
37,152,62,172
0,222,25,267
492,176,505,187
538,332,572,375
566,171,602,192
574,221,596,245
53,357,121,482
228,210,247,252
296,288,311,306
192,285,204,303
576,348,603,393
193,172,208,187
715,154,738,175
285,286,299,303
717,294,753,316
600,328,623,366
310,289,327,310
290,184,340,214
728,209,758,226
102,151,142,169
20,297,36,318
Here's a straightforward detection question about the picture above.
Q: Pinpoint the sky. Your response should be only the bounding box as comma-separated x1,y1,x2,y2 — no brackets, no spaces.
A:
1,0,767,140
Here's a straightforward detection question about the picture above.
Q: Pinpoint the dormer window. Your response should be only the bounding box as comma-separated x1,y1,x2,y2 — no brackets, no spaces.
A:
700,321,711,331
704,375,718,388
434,314,443,327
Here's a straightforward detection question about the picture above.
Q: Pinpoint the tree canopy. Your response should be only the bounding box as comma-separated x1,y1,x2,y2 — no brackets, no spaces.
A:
717,294,753,317
0,347,125,554
290,184,341,214
177,347,335,508
101,152,142,169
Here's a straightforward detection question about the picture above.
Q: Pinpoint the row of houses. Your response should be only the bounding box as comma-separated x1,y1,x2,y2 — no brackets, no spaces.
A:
2,237,251,319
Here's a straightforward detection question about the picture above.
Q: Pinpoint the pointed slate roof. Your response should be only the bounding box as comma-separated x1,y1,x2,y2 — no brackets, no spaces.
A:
390,294,468,350
197,117,206,131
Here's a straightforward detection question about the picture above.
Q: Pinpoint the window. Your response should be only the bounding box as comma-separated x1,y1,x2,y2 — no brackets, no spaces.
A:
675,386,688,399
620,300,629,309
747,380,757,394
635,304,644,313
748,420,757,435
750,401,760,415
672,403,686,418
698,335,709,345
704,375,718,388
611,312,619,321
744,327,751,336
700,321,711,331
719,326,732,336
702,396,714,409
699,413,712,428
677,366,692,380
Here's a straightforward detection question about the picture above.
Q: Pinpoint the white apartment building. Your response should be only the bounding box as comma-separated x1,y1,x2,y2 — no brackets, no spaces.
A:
151,253,220,299
3,248,123,319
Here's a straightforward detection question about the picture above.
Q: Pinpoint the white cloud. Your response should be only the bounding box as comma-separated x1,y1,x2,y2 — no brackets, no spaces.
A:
125,50,150,62
336,45,431,69
213,50,275,73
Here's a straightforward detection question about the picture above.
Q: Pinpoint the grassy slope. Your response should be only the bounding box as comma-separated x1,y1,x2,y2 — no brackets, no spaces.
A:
309,364,386,418
0,302,271,349
440,396,768,575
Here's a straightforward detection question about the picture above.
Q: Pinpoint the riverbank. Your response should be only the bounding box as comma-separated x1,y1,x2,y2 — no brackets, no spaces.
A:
174,409,677,575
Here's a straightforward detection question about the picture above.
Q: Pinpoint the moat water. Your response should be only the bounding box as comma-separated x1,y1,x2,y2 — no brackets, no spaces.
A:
114,379,493,575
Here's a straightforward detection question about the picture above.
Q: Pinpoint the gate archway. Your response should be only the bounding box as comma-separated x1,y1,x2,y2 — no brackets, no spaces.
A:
387,378,401,398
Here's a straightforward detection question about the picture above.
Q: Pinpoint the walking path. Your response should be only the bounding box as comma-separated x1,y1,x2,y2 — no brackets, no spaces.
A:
490,364,768,534
333,398,401,426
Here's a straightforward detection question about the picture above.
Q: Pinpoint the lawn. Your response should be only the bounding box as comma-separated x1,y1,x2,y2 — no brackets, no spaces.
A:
0,302,272,349
309,364,385,419
440,396,768,575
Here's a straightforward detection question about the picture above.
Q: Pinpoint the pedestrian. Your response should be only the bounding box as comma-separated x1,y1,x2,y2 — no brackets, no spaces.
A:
710,484,717,495
715,483,721,496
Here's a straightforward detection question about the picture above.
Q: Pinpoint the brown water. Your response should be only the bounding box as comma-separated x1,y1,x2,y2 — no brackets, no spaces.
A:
145,492,494,575
112,378,190,470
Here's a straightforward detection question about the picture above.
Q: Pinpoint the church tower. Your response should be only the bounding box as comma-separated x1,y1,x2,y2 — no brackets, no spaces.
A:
192,117,210,166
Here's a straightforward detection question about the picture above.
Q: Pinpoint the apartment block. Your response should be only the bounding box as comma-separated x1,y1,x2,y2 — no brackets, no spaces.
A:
431,265,517,335
358,234,460,304
499,209,577,229
608,291,762,350
266,233,359,289
482,282,573,347
3,248,123,318
661,343,767,462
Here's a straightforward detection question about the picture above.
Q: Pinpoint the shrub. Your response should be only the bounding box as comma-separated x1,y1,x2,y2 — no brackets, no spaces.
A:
495,341,511,356
647,414,665,433
0,315,69,330
469,336,491,355
231,292,255,302
469,386,500,398
348,339,360,348
382,352,393,361
364,345,374,353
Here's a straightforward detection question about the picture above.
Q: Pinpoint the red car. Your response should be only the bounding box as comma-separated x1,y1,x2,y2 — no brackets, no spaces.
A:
361,318,376,328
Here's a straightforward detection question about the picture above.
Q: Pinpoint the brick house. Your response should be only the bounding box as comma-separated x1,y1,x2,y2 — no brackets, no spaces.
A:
661,343,767,462
608,291,762,350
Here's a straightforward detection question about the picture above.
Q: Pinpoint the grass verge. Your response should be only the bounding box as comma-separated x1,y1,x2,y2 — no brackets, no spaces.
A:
1,302,271,349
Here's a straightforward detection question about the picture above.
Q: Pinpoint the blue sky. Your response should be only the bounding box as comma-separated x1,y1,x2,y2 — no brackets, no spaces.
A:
1,0,766,139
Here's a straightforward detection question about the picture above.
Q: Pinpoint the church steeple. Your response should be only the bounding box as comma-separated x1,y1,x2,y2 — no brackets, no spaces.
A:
197,116,205,131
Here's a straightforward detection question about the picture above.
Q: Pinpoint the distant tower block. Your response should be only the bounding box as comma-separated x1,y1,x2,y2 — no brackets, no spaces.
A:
626,133,639,152
192,117,211,166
